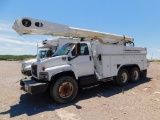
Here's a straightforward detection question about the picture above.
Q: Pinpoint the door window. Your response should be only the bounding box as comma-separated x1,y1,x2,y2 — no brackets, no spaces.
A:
72,43,89,56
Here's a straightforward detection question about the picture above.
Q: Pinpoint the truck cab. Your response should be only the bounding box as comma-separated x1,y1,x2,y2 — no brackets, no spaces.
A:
21,37,80,76
31,42,94,80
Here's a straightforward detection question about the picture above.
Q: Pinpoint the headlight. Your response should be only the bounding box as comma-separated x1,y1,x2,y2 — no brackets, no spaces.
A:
23,63,27,67
39,72,48,81
21,63,27,71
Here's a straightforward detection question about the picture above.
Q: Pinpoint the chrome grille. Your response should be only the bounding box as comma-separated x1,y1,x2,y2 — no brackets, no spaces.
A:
31,64,37,77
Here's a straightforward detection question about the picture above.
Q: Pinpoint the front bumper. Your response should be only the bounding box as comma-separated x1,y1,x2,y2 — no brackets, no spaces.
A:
20,77,49,94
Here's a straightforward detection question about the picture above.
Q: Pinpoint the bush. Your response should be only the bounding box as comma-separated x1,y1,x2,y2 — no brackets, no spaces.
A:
0,55,36,61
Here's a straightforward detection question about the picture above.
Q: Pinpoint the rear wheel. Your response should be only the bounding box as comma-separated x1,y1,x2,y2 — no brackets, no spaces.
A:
115,69,129,86
50,76,78,104
129,67,140,82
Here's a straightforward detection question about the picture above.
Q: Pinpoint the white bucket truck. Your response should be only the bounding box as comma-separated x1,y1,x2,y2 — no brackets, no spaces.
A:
21,37,80,76
13,18,149,103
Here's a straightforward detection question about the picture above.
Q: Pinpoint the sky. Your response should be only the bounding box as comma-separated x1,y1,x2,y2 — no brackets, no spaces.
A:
0,0,160,59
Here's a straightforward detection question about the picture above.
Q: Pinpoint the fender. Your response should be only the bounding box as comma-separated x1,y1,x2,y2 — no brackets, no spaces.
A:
45,64,78,81
117,64,140,72
51,70,77,80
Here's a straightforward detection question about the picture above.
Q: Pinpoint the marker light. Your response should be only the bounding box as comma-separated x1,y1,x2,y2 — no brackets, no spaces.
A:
42,66,46,71
94,36,98,39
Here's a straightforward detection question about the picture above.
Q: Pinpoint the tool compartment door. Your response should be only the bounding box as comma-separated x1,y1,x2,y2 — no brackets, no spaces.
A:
102,56,111,77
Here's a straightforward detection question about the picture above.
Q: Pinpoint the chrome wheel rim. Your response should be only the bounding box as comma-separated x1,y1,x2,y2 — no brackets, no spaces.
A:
133,71,139,80
121,72,128,83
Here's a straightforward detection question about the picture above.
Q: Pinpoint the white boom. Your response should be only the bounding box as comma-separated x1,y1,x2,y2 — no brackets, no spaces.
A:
13,17,134,43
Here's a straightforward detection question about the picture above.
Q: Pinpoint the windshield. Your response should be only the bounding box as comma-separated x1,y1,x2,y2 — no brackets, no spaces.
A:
52,43,74,57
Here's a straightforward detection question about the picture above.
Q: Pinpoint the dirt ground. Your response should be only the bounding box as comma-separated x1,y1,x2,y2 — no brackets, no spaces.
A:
0,61,160,120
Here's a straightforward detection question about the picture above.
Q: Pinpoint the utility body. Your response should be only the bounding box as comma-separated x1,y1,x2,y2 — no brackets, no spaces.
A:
13,18,149,103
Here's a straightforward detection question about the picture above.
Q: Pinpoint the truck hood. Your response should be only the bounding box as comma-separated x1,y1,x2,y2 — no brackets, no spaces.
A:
22,59,37,64
38,55,69,69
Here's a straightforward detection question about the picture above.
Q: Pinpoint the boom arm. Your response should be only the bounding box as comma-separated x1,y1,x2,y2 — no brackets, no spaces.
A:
13,17,134,43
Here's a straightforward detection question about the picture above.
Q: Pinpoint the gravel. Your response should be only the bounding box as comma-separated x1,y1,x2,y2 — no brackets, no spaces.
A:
0,61,160,120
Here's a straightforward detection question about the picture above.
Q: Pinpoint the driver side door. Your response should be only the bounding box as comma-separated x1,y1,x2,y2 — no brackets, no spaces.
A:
71,43,94,77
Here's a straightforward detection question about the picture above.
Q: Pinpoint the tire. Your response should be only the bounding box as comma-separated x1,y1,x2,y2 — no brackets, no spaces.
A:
112,76,117,85
141,70,147,79
50,76,78,104
129,67,140,82
115,69,129,86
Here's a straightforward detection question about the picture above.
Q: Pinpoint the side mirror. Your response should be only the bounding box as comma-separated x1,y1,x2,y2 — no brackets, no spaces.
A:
75,43,80,55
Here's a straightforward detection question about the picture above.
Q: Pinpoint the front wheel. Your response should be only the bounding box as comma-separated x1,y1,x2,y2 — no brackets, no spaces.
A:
50,76,78,104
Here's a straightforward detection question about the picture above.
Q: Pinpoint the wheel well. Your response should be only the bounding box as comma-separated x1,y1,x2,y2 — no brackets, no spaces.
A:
118,64,140,72
50,71,76,84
